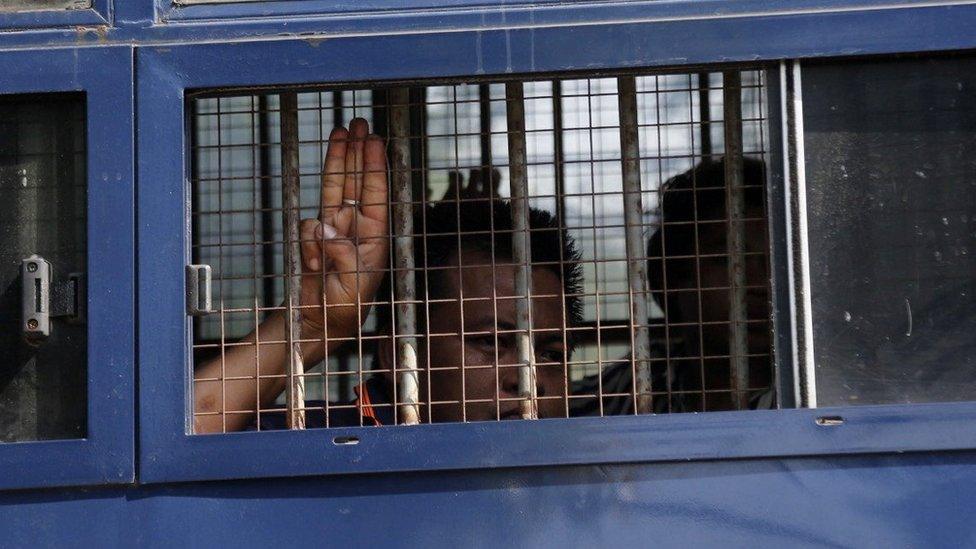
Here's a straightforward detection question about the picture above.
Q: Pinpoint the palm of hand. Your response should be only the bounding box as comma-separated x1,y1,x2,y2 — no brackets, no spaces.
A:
296,119,388,340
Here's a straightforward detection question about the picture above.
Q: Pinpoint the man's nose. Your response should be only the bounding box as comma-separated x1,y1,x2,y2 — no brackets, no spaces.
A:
500,370,519,398
499,369,547,397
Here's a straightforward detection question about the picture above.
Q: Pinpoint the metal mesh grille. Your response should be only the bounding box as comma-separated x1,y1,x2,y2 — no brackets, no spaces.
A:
189,69,773,433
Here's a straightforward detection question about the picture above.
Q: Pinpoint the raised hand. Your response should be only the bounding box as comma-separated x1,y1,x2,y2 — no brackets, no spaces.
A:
193,118,389,434
297,118,389,341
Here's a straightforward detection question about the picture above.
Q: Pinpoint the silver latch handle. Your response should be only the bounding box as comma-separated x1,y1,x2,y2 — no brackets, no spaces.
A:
22,255,52,337
22,255,84,340
186,264,213,316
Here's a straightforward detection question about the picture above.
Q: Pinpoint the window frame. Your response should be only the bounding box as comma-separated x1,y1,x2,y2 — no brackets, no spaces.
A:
138,30,976,485
0,46,135,491
4,1,976,52
156,0,976,31
0,0,109,31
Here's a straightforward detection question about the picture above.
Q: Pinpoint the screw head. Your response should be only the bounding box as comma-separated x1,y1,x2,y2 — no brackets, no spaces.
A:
27,263,38,273
27,319,38,330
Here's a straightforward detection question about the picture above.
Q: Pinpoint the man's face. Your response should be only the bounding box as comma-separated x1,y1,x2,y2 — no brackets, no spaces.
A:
689,217,770,355
422,249,569,423
659,199,771,394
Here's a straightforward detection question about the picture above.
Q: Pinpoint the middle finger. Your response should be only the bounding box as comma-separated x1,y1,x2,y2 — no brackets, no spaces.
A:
344,118,369,204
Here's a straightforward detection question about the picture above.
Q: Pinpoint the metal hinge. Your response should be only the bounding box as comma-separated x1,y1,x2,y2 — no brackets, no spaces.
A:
186,264,213,316
22,255,84,340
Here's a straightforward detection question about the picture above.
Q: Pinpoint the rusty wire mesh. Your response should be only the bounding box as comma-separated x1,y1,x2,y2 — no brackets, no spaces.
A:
189,69,774,433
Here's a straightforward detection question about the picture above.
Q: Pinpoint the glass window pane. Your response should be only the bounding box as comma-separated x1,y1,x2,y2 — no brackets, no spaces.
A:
804,55,976,406
0,93,87,441
0,0,90,13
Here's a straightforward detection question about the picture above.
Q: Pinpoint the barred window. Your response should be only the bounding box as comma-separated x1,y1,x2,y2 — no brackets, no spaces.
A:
189,69,774,433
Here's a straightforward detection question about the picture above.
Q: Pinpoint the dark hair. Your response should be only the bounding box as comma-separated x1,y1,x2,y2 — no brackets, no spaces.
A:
647,158,766,312
377,199,583,333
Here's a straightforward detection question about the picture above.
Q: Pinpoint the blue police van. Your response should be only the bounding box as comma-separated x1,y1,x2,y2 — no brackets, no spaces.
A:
2,0,976,545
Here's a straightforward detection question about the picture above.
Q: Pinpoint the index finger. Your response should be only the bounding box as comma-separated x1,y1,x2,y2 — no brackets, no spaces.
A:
360,134,388,223
320,126,348,225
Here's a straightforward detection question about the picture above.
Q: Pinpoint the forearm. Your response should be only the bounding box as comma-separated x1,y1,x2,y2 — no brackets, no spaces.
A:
193,310,329,433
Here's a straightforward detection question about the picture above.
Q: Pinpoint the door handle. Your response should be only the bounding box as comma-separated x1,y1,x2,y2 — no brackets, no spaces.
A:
22,254,83,340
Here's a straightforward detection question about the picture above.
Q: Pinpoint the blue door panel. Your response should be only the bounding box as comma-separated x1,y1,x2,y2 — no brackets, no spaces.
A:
2,453,975,546
0,46,135,491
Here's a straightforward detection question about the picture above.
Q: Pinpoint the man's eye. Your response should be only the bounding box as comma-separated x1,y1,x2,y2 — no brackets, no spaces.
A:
539,350,566,364
468,335,496,348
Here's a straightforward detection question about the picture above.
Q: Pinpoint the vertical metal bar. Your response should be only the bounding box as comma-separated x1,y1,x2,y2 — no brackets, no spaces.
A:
480,84,502,420
451,87,468,422
649,76,678,412
784,61,817,408
249,95,263,429
775,61,802,409
409,88,428,202
331,88,346,414
188,100,204,430
551,79,571,418
765,67,798,409
258,96,276,307
478,83,494,193
586,79,605,416
217,99,233,433
390,88,420,425
279,92,306,429
552,81,567,226
416,87,434,424
350,89,366,427
698,72,713,158
722,71,750,410
753,71,778,409
332,90,344,127
371,89,389,138
317,91,330,425
505,82,538,420
617,76,653,415
216,99,227,433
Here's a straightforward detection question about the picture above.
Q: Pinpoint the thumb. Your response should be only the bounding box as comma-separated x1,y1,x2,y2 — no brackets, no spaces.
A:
299,218,332,273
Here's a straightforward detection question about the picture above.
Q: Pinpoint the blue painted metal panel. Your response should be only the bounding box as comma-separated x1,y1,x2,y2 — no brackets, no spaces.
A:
113,0,153,27
2,1,976,64
138,36,976,485
3,452,976,546
158,0,970,22
162,0,578,20
0,46,135,490
131,16,976,88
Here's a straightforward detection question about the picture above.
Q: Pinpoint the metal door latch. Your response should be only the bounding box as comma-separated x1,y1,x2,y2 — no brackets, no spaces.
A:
22,254,84,339
186,264,213,316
